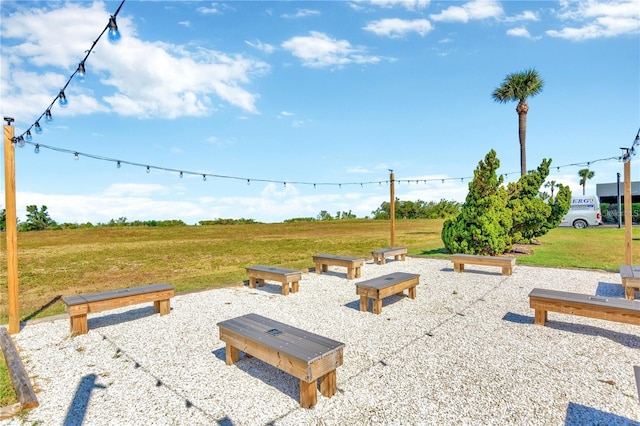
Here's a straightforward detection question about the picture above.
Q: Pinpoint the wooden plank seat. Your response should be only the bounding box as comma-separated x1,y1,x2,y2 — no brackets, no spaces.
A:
371,246,407,265
62,283,174,335
313,254,364,280
451,253,516,276
217,313,345,408
620,265,640,300
356,272,419,315
529,288,640,326
245,265,302,296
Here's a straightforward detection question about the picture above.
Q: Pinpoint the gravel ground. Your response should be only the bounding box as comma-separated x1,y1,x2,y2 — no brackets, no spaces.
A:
2,257,639,426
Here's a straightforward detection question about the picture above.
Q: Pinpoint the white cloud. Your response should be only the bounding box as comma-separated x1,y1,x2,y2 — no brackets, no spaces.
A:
363,18,434,38
548,0,640,40
503,10,539,23
0,3,269,122
430,0,504,23
245,39,276,54
281,9,321,19
281,31,381,68
506,26,538,40
366,0,431,10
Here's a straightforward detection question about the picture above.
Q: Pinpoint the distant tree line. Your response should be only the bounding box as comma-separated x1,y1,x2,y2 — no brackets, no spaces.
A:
371,199,461,220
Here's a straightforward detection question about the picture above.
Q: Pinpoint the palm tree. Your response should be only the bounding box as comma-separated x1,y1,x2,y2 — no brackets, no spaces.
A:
544,180,558,198
492,68,544,176
578,168,595,195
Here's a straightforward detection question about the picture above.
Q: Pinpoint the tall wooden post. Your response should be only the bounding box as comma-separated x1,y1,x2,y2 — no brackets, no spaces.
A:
390,170,395,247
4,122,20,334
624,159,632,265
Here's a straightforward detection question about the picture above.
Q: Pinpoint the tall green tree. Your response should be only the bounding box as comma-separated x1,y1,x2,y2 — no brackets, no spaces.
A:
578,168,595,195
441,150,512,255
492,68,544,176
19,205,57,231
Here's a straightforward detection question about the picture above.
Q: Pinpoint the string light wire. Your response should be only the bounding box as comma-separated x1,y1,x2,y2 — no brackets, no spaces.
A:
11,0,126,142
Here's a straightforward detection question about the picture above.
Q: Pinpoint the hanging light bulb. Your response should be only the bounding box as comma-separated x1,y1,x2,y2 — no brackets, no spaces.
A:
34,121,42,134
202,174,207,181
25,130,32,142
34,144,40,154
146,166,150,173
116,161,121,169
16,136,25,148
108,15,121,43
45,109,53,123
77,61,86,82
58,90,68,108
74,152,79,160
179,171,183,178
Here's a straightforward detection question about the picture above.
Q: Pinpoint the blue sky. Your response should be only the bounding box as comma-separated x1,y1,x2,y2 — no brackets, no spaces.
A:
1,0,639,225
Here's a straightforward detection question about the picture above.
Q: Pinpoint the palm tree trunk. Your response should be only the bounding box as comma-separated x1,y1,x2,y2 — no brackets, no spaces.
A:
517,101,528,176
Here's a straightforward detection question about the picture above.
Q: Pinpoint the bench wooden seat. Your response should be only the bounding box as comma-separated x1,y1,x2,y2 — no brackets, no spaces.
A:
62,283,174,335
313,254,364,280
245,265,302,296
529,288,640,326
451,253,516,276
217,313,344,408
371,247,407,265
356,272,419,314
620,265,640,300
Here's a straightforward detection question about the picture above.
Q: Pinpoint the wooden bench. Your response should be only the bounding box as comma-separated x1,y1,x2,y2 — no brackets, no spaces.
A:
217,313,344,408
451,253,516,276
62,283,174,335
356,272,419,314
371,246,407,265
246,265,302,296
313,254,364,280
620,265,640,300
528,288,640,326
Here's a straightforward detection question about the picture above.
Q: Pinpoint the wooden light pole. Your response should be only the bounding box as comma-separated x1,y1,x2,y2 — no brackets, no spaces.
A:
389,170,395,247
624,158,632,265
3,118,20,334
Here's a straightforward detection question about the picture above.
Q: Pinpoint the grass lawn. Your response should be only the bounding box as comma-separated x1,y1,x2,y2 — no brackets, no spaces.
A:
0,219,638,408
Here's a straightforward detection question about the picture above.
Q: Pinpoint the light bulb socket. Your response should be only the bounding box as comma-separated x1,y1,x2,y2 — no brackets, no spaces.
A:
108,16,121,43
77,62,86,82
58,90,68,108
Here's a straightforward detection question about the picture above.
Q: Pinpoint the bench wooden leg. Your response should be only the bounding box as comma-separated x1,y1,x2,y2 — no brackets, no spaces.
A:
534,309,547,326
249,276,257,288
380,257,386,265
281,281,290,296
300,379,317,408
502,266,511,276
319,369,337,398
625,286,636,300
454,263,464,273
359,296,369,312
70,314,88,335
372,298,382,315
400,254,406,261
225,343,240,365
292,281,299,293
154,299,171,315
355,266,361,278
347,268,354,280
321,264,328,273
408,286,416,300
